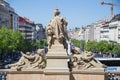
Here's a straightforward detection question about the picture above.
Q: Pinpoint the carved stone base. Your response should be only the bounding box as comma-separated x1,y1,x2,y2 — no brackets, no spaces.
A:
71,70,106,80
45,43,70,80
0,69,106,80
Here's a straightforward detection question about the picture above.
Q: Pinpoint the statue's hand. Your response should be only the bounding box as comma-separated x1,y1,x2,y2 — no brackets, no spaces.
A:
20,51,22,54
7,64,11,67
7,64,16,67
20,51,24,55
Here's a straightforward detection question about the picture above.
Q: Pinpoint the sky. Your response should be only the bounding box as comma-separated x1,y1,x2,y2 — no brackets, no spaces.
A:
9,0,120,29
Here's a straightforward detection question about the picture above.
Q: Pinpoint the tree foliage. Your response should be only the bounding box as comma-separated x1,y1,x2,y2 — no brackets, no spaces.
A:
71,38,120,56
0,27,48,61
0,27,25,54
71,39,80,47
34,39,47,49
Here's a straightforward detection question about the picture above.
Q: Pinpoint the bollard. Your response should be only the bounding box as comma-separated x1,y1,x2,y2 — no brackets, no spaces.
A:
107,72,111,80
107,72,120,80
111,73,114,80
0,72,2,80
115,74,119,80
3,72,7,80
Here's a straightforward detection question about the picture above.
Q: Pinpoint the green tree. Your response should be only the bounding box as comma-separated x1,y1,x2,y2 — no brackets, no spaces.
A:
9,30,25,52
111,44,120,56
0,27,11,54
0,26,48,61
34,39,47,49
71,39,80,47
84,40,111,54
84,41,93,51
0,27,26,60
98,41,110,54
80,40,85,51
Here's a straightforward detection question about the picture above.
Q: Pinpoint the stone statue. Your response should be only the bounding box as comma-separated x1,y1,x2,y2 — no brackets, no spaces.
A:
8,49,46,71
46,9,68,49
8,52,31,70
30,49,47,69
71,46,81,54
71,49,107,70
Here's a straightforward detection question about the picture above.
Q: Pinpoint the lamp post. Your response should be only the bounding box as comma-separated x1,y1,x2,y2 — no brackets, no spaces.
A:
3,72,7,80
0,72,2,80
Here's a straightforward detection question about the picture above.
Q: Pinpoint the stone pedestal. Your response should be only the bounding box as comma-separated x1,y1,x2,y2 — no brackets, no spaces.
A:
0,69,45,80
45,41,70,80
71,70,106,80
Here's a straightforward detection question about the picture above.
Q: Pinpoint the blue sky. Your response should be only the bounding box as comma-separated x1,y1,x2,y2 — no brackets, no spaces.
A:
9,0,120,29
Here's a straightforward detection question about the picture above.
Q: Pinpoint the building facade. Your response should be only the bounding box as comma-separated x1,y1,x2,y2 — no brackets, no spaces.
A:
94,20,104,42
0,0,19,30
84,26,90,42
35,23,46,40
109,21,120,43
19,16,36,41
0,0,9,28
9,9,19,31
100,22,109,41
78,14,120,43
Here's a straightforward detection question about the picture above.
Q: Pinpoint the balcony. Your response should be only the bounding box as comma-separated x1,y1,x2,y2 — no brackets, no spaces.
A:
0,5,8,13
118,34,120,38
109,21,119,28
26,33,32,35
18,28,25,31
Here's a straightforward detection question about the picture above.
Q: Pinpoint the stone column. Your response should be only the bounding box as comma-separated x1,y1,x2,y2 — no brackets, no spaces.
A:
45,40,70,80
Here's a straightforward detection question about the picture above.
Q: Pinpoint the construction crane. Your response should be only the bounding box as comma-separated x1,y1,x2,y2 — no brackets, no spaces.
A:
101,0,120,18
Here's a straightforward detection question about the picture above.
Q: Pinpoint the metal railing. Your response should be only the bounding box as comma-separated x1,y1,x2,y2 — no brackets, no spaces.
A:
104,67,120,80
107,72,120,80
0,72,7,80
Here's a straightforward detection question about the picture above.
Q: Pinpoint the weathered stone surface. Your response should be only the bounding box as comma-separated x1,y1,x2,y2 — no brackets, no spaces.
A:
71,47,107,70
8,49,46,71
46,9,68,49
1,9,107,80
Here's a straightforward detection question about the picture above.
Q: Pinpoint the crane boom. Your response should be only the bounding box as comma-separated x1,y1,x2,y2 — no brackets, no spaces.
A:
101,2,120,6
101,0,120,19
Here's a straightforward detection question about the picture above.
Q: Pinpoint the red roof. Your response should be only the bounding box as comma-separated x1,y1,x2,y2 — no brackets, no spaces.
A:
24,17,33,24
19,16,34,24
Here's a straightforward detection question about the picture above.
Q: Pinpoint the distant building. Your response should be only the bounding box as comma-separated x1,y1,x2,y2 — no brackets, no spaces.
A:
18,16,36,41
0,0,9,28
100,21,109,41
80,25,94,42
94,20,104,42
89,24,94,41
84,26,90,42
9,8,19,31
81,14,120,43
0,0,19,30
35,23,46,40
79,20,107,42
78,28,84,40
109,14,120,43
69,14,120,44
69,29,80,40
109,21,120,43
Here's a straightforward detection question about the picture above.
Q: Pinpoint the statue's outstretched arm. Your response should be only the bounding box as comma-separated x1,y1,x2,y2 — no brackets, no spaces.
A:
21,51,34,59
20,51,24,55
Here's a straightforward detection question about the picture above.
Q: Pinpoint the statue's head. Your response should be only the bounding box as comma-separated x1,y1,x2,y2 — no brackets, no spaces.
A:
87,52,93,56
26,52,30,55
37,49,43,55
46,25,53,35
54,9,60,16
